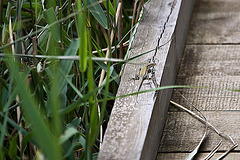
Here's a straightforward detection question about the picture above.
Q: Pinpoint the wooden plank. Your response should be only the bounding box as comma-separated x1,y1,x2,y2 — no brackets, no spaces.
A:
178,45,240,78
170,45,240,111
98,0,195,159
158,0,240,159
159,111,240,152
157,152,240,160
170,84,240,111
187,0,240,44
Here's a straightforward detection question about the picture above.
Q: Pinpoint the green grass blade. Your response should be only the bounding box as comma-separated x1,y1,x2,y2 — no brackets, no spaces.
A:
8,134,18,159
59,99,87,116
87,30,99,151
87,0,108,29
60,127,78,144
102,1,115,16
0,112,28,136
43,8,61,43
76,0,88,72
58,39,80,92
15,0,22,55
45,0,56,9
0,110,8,151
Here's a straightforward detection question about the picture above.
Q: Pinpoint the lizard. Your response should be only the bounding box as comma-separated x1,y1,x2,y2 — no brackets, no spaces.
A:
136,63,156,93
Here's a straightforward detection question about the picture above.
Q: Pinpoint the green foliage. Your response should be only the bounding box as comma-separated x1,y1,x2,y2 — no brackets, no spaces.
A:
8,134,18,160
0,0,137,159
76,0,88,72
87,0,108,29
102,1,116,16
43,8,61,43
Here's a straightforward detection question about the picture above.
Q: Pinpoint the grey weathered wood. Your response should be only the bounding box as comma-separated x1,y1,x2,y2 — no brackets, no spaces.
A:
187,0,240,44
98,0,195,159
159,111,240,152
158,0,240,159
157,153,240,160
170,45,240,111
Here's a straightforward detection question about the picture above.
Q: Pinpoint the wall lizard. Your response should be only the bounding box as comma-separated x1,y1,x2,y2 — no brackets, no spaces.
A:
137,63,156,92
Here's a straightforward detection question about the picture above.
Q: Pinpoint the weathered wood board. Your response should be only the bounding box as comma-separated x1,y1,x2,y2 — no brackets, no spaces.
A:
170,45,240,111
158,0,240,159
159,110,240,152
98,0,195,159
157,153,240,160
187,0,240,44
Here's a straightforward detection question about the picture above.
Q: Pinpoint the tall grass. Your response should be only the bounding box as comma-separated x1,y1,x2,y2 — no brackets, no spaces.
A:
0,0,140,159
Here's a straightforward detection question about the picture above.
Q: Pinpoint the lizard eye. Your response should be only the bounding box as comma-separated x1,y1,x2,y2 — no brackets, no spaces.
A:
147,68,152,73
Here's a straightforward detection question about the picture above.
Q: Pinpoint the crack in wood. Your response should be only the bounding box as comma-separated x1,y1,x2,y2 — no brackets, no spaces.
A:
98,0,196,159
152,0,176,63
150,0,177,94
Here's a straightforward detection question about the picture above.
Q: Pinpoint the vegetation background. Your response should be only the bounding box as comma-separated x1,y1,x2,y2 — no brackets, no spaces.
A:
0,0,146,159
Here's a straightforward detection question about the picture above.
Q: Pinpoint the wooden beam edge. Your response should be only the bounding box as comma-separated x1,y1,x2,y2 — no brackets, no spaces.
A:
140,0,196,159
98,0,196,159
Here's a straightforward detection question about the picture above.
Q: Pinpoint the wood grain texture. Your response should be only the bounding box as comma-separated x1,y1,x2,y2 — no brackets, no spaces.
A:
171,45,240,111
98,0,195,159
157,152,240,160
187,0,240,44
158,0,240,159
159,111,240,152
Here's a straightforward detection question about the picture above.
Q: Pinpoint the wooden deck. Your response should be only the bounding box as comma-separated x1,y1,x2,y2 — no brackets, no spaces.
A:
158,0,240,159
